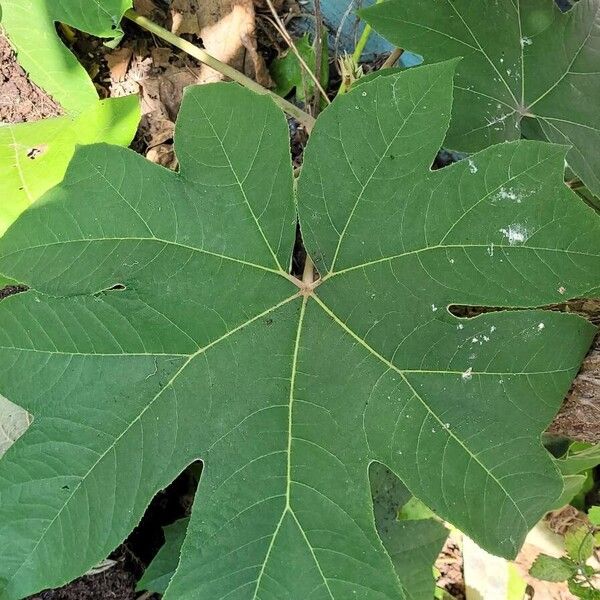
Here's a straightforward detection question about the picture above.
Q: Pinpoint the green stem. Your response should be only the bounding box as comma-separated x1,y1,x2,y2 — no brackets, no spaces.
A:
123,9,316,132
352,0,384,63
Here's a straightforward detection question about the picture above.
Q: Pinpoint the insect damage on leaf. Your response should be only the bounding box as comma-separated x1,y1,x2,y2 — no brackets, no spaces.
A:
361,0,600,197
0,61,598,599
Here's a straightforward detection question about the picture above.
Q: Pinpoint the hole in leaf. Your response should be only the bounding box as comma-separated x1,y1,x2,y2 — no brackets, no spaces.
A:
26,146,47,160
103,283,127,292
449,299,600,324
0,284,28,301
123,461,201,577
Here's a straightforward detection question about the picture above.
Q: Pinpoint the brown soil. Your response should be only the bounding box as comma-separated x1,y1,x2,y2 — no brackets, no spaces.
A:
549,301,600,443
435,537,465,600
0,36,62,123
27,553,141,600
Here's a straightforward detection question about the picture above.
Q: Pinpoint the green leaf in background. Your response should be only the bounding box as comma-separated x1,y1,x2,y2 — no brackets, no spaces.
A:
529,554,576,582
556,442,600,476
270,32,329,102
370,464,448,600
0,96,139,236
565,526,595,562
550,473,588,510
138,518,189,595
0,0,140,251
547,442,600,509
0,0,133,113
568,580,600,600
589,506,600,526
0,62,599,598
361,0,600,197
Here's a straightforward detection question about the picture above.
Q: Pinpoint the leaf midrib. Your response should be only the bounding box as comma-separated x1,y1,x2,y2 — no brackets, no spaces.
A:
312,295,529,531
328,68,447,273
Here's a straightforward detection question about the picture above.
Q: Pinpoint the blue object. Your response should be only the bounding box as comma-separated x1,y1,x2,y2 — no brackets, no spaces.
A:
302,0,421,66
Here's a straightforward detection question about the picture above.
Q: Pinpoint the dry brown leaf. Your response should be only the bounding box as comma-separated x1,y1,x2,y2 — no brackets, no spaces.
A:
151,47,173,69
146,143,178,169
134,0,166,20
106,47,133,83
170,0,272,86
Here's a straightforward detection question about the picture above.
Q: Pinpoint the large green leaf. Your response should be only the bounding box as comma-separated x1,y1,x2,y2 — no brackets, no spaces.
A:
0,62,598,599
0,0,133,114
0,96,139,236
361,0,600,196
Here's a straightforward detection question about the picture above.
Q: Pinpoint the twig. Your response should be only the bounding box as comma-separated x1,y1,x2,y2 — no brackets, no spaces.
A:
381,48,403,69
351,0,385,64
264,0,331,106
123,9,316,131
136,592,153,600
312,0,325,116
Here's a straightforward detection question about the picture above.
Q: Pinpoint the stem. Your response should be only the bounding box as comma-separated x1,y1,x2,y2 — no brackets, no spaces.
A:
352,0,384,64
264,0,330,106
123,9,316,131
381,48,403,69
312,0,325,116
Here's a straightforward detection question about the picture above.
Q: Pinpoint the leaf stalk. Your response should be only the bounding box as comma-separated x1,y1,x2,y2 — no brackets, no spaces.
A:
123,9,316,131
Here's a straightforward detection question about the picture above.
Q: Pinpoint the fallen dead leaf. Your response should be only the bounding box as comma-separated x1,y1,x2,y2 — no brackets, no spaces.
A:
106,47,133,83
134,0,167,20
170,0,272,86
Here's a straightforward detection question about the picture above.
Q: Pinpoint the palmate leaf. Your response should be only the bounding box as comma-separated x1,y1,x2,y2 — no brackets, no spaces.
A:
0,62,598,599
361,0,600,196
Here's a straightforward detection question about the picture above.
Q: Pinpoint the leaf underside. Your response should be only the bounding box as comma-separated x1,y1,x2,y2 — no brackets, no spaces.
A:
362,0,600,197
0,62,598,599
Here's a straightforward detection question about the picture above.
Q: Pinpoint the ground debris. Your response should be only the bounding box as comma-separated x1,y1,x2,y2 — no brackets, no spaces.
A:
0,36,62,123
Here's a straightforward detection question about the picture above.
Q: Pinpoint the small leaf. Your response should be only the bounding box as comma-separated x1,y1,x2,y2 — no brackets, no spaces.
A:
270,32,329,102
568,579,600,600
550,474,588,510
529,554,576,582
362,0,600,197
557,443,600,476
588,506,600,526
397,496,437,522
138,518,189,595
565,526,595,562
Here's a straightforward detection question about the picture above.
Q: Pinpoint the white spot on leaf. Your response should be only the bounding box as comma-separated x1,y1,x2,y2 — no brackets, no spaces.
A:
500,224,528,245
